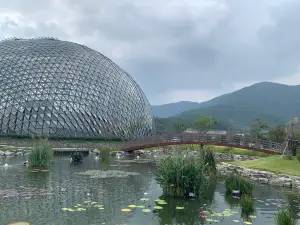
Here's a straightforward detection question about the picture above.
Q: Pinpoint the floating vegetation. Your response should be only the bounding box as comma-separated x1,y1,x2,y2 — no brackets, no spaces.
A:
16,170,24,173
61,200,105,212
142,209,151,213
121,208,131,212
76,170,140,178
140,198,149,201
176,206,184,210
0,186,52,199
153,206,163,209
225,174,253,195
275,209,296,225
128,205,136,208
7,222,30,225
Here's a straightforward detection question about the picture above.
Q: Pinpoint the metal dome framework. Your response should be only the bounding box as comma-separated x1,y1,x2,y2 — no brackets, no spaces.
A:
0,38,153,138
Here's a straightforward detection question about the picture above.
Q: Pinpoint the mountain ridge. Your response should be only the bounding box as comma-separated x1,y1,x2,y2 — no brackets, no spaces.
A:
152,82,300,133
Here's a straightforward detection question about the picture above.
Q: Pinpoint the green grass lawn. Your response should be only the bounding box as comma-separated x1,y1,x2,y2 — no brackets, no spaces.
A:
230,156,300,176
146,144,271,157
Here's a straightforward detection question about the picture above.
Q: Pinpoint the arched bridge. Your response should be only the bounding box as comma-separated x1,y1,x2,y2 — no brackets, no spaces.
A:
120,133,284,154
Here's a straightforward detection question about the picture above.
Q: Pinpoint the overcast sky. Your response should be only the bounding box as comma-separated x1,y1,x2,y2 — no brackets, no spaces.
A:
0,0,300,105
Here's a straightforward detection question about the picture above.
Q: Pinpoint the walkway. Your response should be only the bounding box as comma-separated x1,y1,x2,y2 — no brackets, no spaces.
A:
120,133,284,154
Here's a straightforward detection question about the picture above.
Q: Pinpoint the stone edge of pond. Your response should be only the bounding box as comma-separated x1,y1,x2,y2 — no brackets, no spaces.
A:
218,162,300,191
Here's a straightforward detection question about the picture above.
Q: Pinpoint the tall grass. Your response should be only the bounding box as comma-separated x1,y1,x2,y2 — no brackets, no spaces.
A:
225,174,253,195
275,209,295,225
155,150,217,198
201,146,217,176
28,139,54,169
240,195,255,215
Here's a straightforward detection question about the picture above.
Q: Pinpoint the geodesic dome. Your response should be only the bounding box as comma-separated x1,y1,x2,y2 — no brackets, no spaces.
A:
0,37,153,138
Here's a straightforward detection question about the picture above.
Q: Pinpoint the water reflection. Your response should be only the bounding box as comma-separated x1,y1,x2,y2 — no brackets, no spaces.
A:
0,155,299,224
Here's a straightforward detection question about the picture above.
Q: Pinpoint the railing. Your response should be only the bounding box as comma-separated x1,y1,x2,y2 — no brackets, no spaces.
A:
119,133,284,153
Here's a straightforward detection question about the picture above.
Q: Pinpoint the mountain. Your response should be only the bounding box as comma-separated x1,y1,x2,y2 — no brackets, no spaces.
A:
152,101,201,118
153,82,300,133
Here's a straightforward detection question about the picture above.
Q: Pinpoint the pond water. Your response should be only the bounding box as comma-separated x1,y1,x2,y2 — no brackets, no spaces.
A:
0,153,300,225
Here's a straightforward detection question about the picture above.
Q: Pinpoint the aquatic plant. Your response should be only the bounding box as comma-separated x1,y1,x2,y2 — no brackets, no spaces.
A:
155,155,216,197
201,146,217,176
28,138,54,169
225,174,253,195
275,209,296,225
240,195,255,216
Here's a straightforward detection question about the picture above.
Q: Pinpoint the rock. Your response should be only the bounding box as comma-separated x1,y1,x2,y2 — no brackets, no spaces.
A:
217,162,300,189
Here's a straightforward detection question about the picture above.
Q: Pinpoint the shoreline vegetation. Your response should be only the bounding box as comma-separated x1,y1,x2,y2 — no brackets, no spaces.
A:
230,156,300,176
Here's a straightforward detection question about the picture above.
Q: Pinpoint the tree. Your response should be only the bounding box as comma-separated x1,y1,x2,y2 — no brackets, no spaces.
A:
268,124,287,143
250,118,269,139
174,122,187,133
194,115,218,132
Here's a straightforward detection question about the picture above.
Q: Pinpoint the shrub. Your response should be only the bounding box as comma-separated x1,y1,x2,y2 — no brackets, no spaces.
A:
225,174,253,195
155,155,213,197
28,139,54,169
240,195,255,215
275,209,295,225
296,148,300,162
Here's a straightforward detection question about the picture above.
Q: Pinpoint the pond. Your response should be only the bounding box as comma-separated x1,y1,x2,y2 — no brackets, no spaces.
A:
0,153,300,225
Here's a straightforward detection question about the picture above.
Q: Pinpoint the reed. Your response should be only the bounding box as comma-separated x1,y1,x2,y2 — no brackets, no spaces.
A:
155,152,216,197
275,209,295,225
225,174,253,195
28,138,54,169
240,195,255,214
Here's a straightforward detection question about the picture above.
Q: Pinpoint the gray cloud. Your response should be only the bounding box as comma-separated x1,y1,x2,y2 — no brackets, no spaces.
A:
0,0,299,104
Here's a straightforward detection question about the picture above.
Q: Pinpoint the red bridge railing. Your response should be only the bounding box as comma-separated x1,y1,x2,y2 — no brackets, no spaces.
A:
120,133,284,154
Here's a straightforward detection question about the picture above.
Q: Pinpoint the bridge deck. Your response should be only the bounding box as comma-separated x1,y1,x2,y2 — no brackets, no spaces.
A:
119,133,283,154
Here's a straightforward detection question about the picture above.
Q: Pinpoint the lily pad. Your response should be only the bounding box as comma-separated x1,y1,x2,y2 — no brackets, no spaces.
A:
128,205,136,208
140,198,149,201
99,207,105,210
153,206,163,209
121,208,131,212
136,205,145,209
7,222,30,225
244,222,252,224
142,209,151,213
157,200,167,205
176,206,184,210
233,220,239,223
249,215,257,218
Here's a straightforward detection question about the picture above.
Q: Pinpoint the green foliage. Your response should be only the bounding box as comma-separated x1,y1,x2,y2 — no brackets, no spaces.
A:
283,155,293,160
28,139,54,169
155,155,216,197
240,195,255,215
250,118,269,139
194,115,218,132
225,174,253,195
201,146,217,176
275,209,296,225
0,146,16,151
174,122,187,133
296,148,300,162
268,125,287,143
